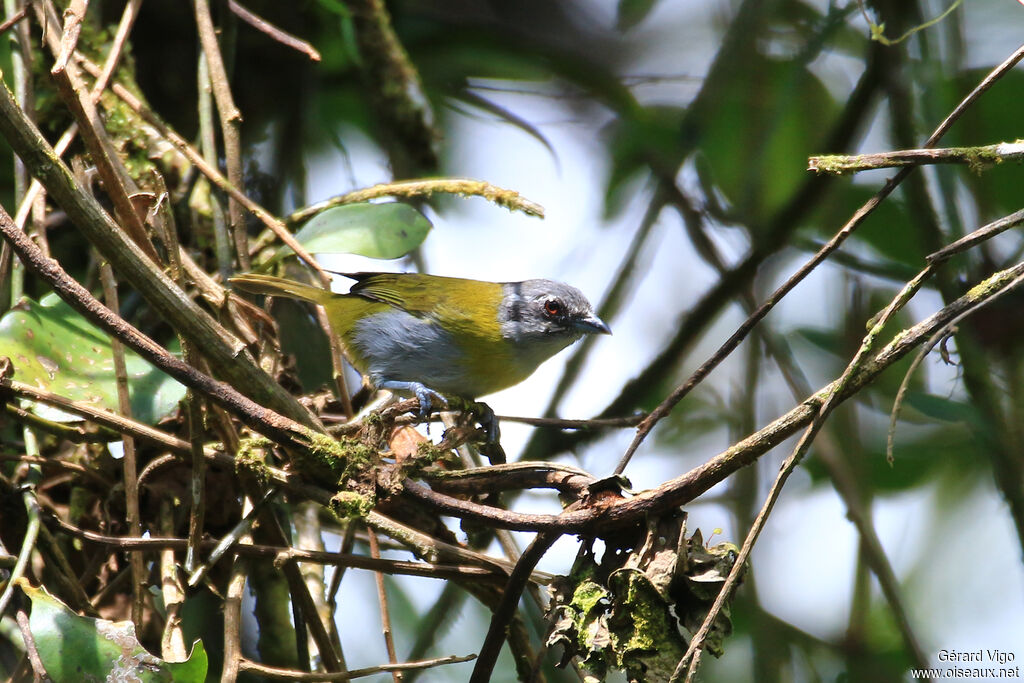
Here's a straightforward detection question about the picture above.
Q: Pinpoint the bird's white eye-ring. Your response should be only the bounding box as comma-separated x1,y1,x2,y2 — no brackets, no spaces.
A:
543,299,562,317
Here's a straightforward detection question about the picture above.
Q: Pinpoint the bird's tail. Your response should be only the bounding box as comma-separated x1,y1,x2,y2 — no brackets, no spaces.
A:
229,273,332,304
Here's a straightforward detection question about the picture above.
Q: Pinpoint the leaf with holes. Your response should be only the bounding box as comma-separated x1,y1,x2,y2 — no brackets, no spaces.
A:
17,579,207,682
0,293,186,423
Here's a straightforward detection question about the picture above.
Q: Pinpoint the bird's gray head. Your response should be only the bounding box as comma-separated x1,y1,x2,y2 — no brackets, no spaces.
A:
498,279,610,350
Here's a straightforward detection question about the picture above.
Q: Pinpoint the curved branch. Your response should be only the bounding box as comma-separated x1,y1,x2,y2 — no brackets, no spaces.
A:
404,258,1024,533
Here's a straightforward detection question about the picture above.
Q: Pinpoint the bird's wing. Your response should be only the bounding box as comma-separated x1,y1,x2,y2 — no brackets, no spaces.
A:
345,272,455,315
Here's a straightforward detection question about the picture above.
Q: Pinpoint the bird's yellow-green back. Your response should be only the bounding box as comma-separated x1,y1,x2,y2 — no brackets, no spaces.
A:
231,272,531,396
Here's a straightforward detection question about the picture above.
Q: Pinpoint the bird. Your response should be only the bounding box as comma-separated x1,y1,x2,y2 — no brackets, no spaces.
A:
230,271,610,436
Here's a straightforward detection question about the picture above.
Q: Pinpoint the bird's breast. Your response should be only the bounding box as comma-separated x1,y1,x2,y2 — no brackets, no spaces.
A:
347,306,552,398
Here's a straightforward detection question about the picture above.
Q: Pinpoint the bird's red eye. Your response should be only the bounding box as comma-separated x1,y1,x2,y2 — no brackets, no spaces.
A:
544,300,562,316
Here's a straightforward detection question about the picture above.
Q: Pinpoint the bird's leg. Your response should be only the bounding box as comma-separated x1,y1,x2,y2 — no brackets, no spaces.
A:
379,381,448,423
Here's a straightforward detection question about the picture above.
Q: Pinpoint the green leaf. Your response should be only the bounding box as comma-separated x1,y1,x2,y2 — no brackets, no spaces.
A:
0,294,186,424
950,69,1024,220
694,55,839,226
903,391,976,424
617,0,659,30
273,202,431,263
18,579,207,682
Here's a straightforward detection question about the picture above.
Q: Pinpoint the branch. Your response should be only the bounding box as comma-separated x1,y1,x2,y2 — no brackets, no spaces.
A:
238,654,476,680
926,207,1024,263
403,258,1024,533
346,0,438,174
469,531,561,683
673,266,937,680
228,0,321,61
809,141,1024,174
50,517,505,583
283,178,544,226
193,0,249,269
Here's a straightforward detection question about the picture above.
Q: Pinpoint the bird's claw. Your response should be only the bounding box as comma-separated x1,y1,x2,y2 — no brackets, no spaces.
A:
379,380,447,427
413,385,448,421
473,401,501,445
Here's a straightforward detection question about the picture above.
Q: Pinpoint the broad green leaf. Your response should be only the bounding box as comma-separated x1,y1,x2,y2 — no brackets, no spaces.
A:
949,69,1024,221
694,55,838,226
617,0,659,30
18,579,207,682
0,294,186,424
903,392,977,425
275,298,334,392
809,185,920,267
273,202,431,263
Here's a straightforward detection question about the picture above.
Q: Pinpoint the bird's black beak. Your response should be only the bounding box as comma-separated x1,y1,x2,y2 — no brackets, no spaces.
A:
573,314,612,335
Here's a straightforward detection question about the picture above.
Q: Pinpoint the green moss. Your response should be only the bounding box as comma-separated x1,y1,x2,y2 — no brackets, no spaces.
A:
236,436,272,486
99,92,159,183
964,146,1001,175
809,154,850,175
329,490,373,519
293,431,379,490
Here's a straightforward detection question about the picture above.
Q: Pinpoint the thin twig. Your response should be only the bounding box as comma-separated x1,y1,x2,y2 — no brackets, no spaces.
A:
158,499,189,662
757,321,929,671
496,413,644,429
99,262,145,628
188,489,279,587
198,53,234,281
888,268,1024,464
0,6,26,34
0,453,113,488
238,654,477,681
228,0,321,61
222,509,250,683
367,528,402,682
194,0,250,270
0,402,117,444
92,0,141,95
53,0,88,72
15,605,48,679
0,466,42,617
926,207,1024,264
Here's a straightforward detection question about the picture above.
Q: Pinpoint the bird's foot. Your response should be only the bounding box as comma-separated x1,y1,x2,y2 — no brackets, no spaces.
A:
379,381,448,424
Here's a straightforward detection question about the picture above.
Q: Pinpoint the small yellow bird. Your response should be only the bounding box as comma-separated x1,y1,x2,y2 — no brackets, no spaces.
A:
231,272,610,425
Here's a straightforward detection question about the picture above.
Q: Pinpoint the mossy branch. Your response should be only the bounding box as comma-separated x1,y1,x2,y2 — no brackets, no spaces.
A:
809,141,1024,175
284,178,545,226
